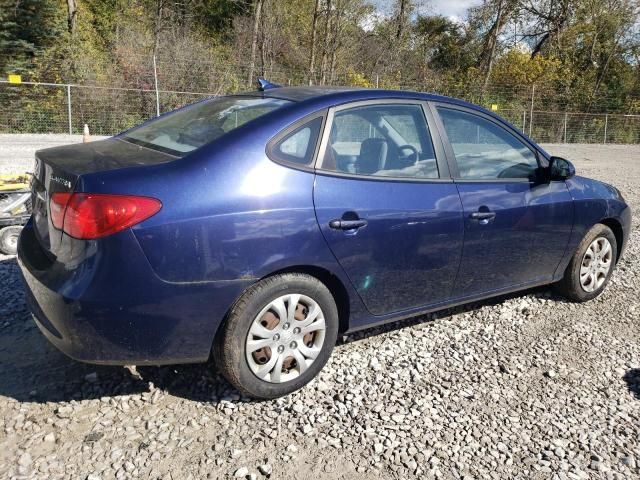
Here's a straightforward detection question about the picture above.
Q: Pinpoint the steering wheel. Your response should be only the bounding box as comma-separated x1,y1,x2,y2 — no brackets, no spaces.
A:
398,144,419,164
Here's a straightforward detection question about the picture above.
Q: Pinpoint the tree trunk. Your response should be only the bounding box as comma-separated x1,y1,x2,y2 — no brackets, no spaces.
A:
479,0,504,91
587,35,621,112
308,0,321,84
320,0,333,84
66,0,77,35
328,0,342,84
152,0,165,60
530,32,550,59
259,2,266,78
396,0,408,41
247,0,264,87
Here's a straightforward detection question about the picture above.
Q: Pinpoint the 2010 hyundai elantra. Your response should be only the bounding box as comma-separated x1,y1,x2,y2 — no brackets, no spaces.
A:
18,81,631,399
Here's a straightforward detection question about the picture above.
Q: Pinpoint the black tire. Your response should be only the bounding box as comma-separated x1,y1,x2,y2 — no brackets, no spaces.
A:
555,223,617,302
213,273,339,399
0,226,22,255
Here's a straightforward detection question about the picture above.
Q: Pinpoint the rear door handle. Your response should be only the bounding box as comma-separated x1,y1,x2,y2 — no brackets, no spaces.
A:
329,219,368,230
469,211,496,220
469,211,496,225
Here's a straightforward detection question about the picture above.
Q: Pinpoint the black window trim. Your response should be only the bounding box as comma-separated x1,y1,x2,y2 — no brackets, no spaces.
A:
265,110,328,172
428,101,547,184
313,99,453,183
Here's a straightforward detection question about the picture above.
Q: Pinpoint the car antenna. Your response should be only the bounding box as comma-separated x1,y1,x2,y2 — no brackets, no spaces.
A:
256,78,281,91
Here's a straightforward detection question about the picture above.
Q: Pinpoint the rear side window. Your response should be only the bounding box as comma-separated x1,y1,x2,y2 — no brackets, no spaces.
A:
123,96,291,156
437,107,538,179
271,117,323,166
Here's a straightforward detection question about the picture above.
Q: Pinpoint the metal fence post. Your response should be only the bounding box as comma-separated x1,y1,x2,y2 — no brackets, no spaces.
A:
153,54,160,117
603,114,608,144
66,84,72,135
528,84,535,137
522,110,526,133
375,74,379,89
563,112,568,143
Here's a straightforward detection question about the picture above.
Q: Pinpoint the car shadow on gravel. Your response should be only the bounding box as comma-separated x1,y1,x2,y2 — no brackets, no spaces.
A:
0,256,239,405
623,369,640,399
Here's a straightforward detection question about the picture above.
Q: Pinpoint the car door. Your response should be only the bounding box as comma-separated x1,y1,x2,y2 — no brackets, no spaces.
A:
431,103,574,298
313,100,464,316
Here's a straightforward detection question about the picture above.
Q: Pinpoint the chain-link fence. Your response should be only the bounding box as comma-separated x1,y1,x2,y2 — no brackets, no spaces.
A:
1,80,639,144
0,81,212,136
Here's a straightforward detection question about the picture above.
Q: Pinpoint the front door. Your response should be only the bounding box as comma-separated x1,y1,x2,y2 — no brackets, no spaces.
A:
313,101,465,316
433,104,573,298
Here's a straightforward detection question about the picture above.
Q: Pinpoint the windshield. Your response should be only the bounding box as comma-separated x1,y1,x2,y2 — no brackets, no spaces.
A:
123,96,291,156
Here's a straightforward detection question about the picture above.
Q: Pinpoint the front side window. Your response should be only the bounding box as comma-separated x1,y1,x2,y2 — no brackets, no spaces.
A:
437,107,538,179
271,117,323,166
320,104,438,179
123,96,291,156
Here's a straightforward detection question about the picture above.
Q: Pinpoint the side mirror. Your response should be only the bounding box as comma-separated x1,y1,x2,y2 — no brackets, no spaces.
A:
549,156,575,180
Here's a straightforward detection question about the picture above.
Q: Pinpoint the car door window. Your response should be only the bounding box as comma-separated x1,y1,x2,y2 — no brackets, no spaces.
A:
437,107,538,180
271,117,323,166
320,104,439,179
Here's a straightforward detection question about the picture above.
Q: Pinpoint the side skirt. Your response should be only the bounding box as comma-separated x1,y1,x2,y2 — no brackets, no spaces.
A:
345,277,554,334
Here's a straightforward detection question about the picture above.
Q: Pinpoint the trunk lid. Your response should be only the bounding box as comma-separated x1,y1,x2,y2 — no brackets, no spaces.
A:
31,138,175,253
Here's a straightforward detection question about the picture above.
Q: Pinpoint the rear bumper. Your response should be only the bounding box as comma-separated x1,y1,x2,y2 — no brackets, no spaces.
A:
18,221,254,365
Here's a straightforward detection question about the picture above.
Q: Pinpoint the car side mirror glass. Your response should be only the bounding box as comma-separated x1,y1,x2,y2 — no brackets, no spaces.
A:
549,156,575,180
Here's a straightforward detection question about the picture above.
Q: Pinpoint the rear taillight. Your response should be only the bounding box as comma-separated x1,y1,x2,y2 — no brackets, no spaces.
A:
50,192,72,230
49,193,162,239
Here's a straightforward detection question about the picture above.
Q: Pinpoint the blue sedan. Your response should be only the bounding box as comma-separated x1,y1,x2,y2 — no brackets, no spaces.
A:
18,81,631,398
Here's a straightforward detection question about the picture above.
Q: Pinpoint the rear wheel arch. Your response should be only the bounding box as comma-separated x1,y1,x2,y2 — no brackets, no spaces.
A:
212,264,351,354
212,270,341,398
259,265,351,334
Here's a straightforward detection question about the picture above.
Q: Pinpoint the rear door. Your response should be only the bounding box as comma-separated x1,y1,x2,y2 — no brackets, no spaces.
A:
431,103,573,297
313,100,464,316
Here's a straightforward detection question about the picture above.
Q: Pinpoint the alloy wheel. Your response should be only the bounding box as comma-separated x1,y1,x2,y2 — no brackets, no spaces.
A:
580,237,613,293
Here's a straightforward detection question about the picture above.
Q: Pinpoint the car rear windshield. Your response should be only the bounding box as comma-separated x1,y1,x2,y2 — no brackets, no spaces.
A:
122,96,291,156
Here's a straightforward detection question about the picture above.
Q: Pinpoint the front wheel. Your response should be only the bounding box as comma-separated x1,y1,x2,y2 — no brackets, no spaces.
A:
213,273,338,399
555,223,617,302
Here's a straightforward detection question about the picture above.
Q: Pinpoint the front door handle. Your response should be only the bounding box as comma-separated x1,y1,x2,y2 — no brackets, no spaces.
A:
470,211,496,225
329,219,368,230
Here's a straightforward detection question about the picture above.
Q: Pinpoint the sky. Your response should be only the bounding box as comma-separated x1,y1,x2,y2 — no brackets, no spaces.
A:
372,0,484,22
421,0,483,20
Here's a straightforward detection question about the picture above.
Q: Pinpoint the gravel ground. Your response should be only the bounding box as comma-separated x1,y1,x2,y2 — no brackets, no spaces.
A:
0,139,639,480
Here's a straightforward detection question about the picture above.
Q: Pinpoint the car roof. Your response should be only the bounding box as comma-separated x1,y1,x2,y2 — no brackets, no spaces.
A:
244,85,472,108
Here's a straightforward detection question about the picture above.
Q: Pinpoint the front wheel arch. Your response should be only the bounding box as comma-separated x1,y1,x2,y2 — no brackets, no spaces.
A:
555,223,617,302
599,217,624,264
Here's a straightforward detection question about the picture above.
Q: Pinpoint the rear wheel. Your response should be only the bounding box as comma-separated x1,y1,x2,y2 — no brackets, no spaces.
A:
555,224,617,302
0,226,22,255
214,273,338,399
